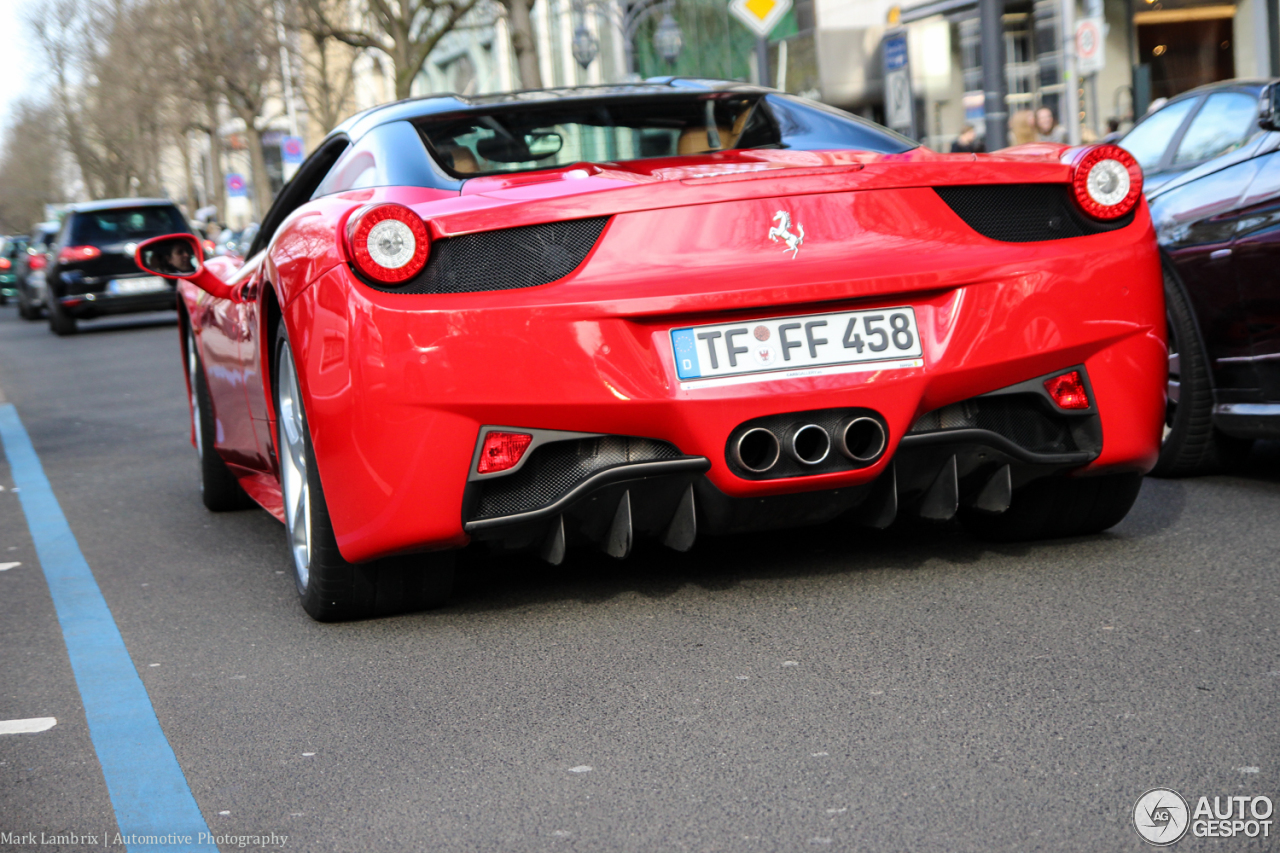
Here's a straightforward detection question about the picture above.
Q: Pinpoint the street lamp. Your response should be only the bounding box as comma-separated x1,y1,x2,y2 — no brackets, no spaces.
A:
653,12,684,65
572,23,600,69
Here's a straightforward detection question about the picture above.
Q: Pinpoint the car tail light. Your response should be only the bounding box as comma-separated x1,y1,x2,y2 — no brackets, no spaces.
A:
1068,144,1142,220
29,254,47,270
477,431,533,474
203,239,216,256
0,257,9,270
58,245,102,263
344,203,430,284
1044,370,1090,409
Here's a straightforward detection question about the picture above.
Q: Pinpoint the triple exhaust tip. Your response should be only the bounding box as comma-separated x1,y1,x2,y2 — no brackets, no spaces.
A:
733,417,887,474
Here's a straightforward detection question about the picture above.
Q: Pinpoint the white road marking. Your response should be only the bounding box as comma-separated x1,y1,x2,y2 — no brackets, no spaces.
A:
0,562,20,571
1240,766,1261,774
218,810,230,816
0,717,56,734
302,752,315,757
148,663,160,667
567,766,592,773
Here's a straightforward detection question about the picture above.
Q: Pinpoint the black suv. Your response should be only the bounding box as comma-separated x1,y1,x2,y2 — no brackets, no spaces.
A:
46,199,193,335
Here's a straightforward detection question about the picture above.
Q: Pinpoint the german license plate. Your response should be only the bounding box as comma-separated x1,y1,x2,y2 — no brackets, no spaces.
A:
108,276,168,294
671,306,923,387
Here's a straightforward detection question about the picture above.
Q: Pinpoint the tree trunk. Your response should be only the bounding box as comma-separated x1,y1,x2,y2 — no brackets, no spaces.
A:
243,122,274,221
179,130,198,215
206,98,227,222
505,0,542,89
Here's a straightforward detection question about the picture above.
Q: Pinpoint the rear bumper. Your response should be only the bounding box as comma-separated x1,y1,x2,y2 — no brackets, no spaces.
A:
60,290,176,318
282,193,1166,563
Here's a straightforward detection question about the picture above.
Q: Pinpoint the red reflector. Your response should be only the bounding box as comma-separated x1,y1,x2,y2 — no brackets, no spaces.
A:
29,254,47,270
0,257,10,270
58,245,102,263
1043,371,1090,409
478,432,534,474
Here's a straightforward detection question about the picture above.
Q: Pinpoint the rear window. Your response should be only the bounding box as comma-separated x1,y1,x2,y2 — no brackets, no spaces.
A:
68,206,188,246
416,93,913,179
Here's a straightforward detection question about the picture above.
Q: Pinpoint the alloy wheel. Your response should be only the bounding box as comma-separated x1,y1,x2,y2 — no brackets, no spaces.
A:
276,344,312,591
1164,314,1180,442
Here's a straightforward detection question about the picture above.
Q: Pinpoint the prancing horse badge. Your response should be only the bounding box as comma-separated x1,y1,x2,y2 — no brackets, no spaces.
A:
768,210,805,259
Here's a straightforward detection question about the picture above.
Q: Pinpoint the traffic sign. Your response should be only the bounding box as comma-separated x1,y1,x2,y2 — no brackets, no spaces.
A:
1076,17,1105,74
281,136,305,165
729,0,792,38
882,31,916,138
226,173,247,198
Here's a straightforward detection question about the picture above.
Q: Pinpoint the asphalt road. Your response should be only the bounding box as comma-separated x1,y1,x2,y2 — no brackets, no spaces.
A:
0,304,1277,853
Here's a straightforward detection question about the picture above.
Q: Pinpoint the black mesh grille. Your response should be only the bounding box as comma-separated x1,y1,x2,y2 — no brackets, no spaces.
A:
934,184,1133,242
908,395,1080,453
366,217,609,294
470,436,683,520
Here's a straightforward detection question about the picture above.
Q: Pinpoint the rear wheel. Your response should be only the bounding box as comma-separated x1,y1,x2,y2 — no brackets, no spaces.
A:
16,291,39,320
47,297,76,336
187,328,252,511
274,321,454,621
959,472,1144,542
1151,269,1251,476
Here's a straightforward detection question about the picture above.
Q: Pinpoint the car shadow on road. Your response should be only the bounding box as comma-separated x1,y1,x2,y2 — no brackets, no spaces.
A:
444,476,1187,616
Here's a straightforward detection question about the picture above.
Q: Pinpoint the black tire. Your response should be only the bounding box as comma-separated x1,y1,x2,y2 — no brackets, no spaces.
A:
273,322,454,621
16,292,40,321
187,328,253,511
959,471,1144,542
47,296,77,336
1151,268,1252,476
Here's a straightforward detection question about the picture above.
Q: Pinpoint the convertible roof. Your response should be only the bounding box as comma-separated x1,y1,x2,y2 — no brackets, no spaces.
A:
331,78,770,143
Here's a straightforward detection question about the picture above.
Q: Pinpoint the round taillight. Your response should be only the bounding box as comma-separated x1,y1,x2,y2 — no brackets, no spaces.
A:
345,203,430,284
1069,144,1142,220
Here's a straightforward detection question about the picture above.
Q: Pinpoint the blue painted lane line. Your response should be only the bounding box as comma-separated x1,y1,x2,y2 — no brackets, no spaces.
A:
0,403,216,851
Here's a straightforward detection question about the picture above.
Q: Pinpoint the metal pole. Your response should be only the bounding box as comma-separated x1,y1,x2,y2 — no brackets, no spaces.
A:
1062,0,1081,145
979,0,1007,152
756,36,770,86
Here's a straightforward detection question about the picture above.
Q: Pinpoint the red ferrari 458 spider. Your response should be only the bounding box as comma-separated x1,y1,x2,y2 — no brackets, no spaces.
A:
136,80,1165,621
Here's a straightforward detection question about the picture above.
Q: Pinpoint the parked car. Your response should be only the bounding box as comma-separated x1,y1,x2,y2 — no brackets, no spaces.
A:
137,81,1165,621
44,199,193,335
14,221,60,320
1119,79,1274,194
0,235,26,304
212,222,259,259
1148,81,1280,474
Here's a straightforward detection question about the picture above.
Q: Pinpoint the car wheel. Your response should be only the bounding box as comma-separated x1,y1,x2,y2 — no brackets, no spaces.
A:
273,320,455,622
47,297,77,336
1149,269,1252,476
187,328,252,511
16,292,39,321
958,471,1144,542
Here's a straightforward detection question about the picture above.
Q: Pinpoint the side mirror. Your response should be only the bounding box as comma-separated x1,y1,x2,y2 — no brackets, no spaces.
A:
135,233,241,301
1260,83,1280,132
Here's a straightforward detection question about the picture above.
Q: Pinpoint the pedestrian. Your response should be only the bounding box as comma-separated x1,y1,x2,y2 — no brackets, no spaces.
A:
1008,110,1037,146
950,124,985,153
1035,107,1068,143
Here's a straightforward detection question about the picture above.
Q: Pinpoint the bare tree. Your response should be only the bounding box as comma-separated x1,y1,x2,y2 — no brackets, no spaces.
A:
301,0,485,100
288,0,363,133
0,101,66,233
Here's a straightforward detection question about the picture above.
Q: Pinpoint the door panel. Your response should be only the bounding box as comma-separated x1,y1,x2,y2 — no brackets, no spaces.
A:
1151,158,1261,393
191,294,260,469
1234,150,1280,401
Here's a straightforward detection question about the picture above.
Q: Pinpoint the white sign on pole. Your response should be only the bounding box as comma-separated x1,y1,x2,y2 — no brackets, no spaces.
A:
885,68,913,131
1075,17,1105,75
729,0,792,38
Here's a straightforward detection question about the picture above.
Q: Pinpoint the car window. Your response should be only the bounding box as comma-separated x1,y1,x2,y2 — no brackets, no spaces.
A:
68,206,188,246
1120,97,1198,172
1173,92,1260,166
